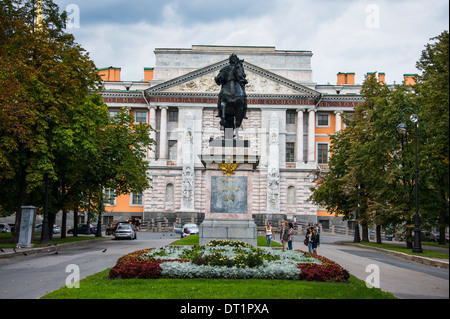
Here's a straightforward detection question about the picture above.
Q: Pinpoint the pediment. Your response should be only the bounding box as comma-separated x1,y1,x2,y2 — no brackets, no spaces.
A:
145,60,321,98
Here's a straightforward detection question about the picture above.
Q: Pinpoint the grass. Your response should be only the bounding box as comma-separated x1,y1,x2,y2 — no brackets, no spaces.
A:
41,269,397,299
169,235,282,248
355,241,449,259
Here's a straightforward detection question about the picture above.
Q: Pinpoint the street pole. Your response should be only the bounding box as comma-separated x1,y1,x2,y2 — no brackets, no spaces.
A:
398,109,422,253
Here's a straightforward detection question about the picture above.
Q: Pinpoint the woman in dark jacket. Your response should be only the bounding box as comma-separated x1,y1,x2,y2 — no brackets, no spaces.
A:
311,228,320,254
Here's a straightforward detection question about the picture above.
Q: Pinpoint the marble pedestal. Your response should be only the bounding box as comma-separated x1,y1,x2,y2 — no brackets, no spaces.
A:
199,140,259,247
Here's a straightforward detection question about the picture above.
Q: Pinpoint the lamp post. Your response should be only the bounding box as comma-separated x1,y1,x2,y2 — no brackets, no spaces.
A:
397,108,422,253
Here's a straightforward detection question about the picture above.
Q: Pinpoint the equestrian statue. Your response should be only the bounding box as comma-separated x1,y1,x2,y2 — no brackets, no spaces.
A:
215,54,248,139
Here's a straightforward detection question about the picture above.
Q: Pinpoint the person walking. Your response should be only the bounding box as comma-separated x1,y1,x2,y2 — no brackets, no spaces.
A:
264,222,274,247
280,221,289,251
305,227,313,254
311,228,320,255
287,222,294,250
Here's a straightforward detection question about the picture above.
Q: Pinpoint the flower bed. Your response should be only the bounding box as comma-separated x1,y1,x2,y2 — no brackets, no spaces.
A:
109,240,349,282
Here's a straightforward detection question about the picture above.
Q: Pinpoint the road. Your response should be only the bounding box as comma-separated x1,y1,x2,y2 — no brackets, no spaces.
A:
292,234,449,299
0,232,448,299
0,232,176,299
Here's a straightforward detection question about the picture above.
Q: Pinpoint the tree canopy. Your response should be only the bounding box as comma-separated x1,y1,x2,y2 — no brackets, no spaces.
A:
310,30,449,246
0,0,155,243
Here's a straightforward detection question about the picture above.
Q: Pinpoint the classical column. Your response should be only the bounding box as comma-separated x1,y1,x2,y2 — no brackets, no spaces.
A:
296,109,304,163
307,109,316,163
335,111,342,133
159,106,168,160
148,106,157,160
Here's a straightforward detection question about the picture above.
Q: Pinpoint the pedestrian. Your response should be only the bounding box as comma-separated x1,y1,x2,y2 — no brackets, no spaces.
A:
135,218,141,232
264,222,274,247
287,222,294,250
294,217,297,227
311,228,320,254
305,227,313,253
280,221,289,251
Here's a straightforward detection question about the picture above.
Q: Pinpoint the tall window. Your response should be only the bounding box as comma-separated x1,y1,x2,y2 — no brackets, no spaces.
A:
317,113,329,127
132,192,143,205
286,111,296,124
135,110,147,123
109,110,118,120
318,143,328,164
169,109,178,122
104,188,116,205
168,140,177,160
286,142,295,162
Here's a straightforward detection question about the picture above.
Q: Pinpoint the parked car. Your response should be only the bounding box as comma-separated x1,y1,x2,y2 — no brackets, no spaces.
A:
435,234,449,244
67,224,97,235
182,223,199,237
34,224,61,234
174,223,183,234
0,223,11,233
7,223,15,233
114,224,137,240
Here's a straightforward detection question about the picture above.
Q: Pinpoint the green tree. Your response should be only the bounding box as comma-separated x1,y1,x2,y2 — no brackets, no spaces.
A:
415,31,449,245
0,0,155,244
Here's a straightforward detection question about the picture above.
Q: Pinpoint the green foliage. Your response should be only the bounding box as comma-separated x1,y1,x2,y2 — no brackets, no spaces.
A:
310,30,449,245
0,1,155,243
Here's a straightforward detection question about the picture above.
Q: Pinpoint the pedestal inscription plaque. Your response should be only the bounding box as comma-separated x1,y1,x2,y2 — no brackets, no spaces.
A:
210,176,247,214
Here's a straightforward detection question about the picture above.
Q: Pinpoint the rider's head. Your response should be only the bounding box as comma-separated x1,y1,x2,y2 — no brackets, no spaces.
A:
229,54,239,65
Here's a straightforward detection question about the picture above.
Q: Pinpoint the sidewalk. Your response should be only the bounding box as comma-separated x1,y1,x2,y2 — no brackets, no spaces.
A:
335,241,449,269
0,237,110,259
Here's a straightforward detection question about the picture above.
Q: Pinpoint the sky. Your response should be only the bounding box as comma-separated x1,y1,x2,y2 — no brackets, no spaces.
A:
53,0,449,85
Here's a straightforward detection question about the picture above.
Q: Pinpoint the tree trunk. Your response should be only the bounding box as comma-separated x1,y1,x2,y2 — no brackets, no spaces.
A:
73,207,78,237
376,225,382,244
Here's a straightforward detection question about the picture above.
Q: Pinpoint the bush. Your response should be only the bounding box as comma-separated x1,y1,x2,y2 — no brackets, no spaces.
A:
110,262,162,279
297,250,350,282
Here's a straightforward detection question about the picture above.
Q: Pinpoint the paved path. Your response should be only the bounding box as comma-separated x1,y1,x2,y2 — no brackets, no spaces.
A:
0,233,175,299
292,239,448,299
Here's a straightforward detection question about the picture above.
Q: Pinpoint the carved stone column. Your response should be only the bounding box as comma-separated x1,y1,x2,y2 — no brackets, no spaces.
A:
181,113,195,211
267,114,280,213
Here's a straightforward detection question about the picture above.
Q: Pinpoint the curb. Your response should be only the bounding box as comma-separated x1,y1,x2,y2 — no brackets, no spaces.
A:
336,242,449,269
0,237,111,259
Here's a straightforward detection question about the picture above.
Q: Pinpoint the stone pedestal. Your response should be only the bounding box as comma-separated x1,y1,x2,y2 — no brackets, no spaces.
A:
17,206,36,248
199,138,259,247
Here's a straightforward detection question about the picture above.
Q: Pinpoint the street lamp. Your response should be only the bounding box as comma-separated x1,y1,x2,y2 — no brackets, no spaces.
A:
397,108,422,253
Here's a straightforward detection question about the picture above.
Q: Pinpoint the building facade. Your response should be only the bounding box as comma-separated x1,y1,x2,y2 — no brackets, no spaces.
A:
100,45,414,229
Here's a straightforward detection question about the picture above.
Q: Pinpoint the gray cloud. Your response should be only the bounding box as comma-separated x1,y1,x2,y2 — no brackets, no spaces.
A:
53,0,449,84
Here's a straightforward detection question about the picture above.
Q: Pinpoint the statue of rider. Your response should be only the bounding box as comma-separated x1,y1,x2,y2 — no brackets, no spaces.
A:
215,54,248,129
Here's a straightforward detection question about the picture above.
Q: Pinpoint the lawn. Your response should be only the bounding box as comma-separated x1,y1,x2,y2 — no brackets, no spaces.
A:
41,235,397,299
42,269,396,299
355,241,449,259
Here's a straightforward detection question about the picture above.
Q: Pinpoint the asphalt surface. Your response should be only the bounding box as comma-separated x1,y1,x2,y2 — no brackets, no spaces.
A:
0,232,448,299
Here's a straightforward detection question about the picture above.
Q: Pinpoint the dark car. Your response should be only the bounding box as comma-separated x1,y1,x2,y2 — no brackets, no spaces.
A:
68,223,97,235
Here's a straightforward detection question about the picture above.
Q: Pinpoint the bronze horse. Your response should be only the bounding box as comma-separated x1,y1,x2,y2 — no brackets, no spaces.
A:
215,54,248,138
